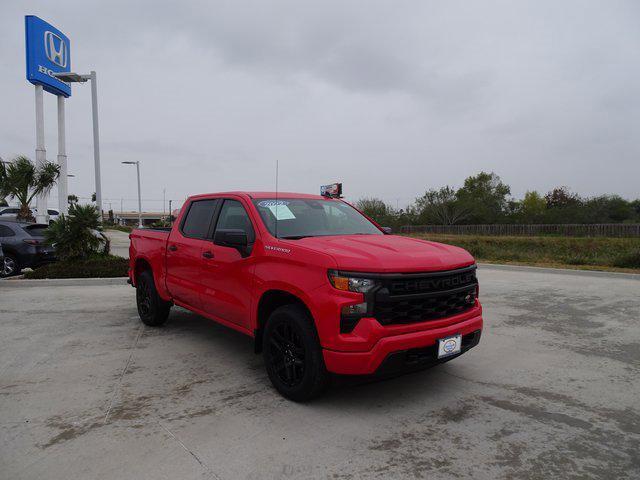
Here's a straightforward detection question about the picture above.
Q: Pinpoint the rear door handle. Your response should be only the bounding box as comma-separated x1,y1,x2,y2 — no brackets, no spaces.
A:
168,245,178,252
202,251,214,259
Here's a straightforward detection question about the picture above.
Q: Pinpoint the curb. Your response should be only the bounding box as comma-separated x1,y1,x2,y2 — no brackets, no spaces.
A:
0,277,129,288
478,262,640,280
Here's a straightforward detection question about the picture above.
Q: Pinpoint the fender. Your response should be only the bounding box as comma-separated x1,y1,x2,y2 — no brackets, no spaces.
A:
252,280,319,332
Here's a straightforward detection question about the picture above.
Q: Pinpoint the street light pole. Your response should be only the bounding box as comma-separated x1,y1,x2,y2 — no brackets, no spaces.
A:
90,71,102,221
135,161,142,228
122,161,142,228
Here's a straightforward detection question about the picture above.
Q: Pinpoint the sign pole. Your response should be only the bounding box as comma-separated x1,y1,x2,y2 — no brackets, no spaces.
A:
90,71,103,222
34,84,48,224
57,95,68,215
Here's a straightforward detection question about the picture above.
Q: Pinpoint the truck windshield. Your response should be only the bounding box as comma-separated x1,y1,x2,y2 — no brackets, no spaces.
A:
252,198,383,239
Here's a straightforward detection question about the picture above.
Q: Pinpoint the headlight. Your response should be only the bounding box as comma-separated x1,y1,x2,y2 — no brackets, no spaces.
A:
328,270,377,293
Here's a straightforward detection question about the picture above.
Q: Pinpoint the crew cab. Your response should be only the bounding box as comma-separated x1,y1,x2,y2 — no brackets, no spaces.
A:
128,192,483,400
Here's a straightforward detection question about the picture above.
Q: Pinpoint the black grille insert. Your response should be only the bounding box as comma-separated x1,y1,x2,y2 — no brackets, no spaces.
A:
371,266,477,325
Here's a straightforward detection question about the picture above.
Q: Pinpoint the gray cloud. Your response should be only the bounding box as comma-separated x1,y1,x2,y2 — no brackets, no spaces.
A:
1,0,639,212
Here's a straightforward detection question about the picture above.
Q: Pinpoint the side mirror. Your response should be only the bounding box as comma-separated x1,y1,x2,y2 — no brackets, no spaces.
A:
214,229,248,248
381,226,393,234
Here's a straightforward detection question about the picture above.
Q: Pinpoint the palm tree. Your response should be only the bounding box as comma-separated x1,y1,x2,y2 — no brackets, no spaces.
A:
45,203,108,259
0,155,60,221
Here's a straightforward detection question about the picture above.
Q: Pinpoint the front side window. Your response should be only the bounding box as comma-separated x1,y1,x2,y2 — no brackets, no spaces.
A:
215,200,255,243
252,198,382,239
181,200,217,239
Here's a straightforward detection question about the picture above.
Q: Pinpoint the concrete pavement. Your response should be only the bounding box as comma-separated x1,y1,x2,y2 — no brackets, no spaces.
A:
105,229,130,258
1,266,639,479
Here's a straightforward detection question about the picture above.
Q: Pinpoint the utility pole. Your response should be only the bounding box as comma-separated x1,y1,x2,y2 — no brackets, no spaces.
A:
122,161,142,228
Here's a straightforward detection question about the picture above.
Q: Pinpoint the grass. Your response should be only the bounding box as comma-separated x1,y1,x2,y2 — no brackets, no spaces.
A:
105,225,133,233
25,255,128,279
406,233,640,273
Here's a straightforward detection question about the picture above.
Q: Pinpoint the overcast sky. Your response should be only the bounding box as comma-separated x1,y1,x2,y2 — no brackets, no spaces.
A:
2,0,639,212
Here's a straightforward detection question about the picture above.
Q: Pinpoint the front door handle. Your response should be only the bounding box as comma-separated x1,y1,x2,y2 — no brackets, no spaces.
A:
168,245,178,252
202,251,214,259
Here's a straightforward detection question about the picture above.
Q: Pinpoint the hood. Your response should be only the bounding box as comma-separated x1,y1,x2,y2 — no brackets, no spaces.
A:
288,234,475,273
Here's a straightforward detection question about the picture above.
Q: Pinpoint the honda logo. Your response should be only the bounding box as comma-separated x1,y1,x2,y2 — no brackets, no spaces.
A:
44,31,67,68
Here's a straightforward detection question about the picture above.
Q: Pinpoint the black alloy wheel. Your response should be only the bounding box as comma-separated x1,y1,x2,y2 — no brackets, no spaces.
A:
1,255,18,278
136,270,171,326
263,304,329,401
268,321,306,387
136,275,152,316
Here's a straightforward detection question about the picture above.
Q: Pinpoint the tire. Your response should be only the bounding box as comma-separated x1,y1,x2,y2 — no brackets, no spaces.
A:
1,255,20,278
136,270,171,326
263,304,329,401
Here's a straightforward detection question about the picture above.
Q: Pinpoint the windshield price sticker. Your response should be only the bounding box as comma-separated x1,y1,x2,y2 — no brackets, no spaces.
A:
269,205,295,220
258,200,295,220
258,200,289,207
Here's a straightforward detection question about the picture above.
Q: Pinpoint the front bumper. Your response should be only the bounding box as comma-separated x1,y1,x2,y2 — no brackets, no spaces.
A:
322,313,482,375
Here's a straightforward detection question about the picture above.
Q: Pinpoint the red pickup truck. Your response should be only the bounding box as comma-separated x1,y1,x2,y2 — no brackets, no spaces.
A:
129,191,482,400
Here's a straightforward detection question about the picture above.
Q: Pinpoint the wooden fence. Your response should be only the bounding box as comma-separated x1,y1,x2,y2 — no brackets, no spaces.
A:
400,223,640,237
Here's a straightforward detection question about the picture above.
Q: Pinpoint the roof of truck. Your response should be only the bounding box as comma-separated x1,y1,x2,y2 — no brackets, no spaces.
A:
190,191,329,200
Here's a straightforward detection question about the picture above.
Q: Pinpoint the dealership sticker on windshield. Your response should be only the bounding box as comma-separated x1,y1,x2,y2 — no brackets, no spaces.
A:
437,334,462,359
257,200,296,220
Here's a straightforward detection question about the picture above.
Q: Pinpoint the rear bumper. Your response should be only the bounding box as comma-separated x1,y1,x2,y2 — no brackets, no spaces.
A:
322,314,482,375
21,251,57,269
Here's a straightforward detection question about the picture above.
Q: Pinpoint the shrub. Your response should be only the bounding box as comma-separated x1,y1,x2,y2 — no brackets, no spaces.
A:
25,255,128,279
613,250,640,269
46,204,109,259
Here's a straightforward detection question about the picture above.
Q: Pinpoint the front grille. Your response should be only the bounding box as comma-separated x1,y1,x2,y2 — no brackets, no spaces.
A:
371,266,477,325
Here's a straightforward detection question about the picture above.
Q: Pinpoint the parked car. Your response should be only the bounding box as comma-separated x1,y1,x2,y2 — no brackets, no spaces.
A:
0,207,60,223
0,221,57,277
128,191,483,400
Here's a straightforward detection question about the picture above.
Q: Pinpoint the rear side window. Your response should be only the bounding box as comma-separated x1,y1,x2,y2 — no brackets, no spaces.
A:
23,225,48,237
181,200,217,239
215,200,255,243
0,225,15,237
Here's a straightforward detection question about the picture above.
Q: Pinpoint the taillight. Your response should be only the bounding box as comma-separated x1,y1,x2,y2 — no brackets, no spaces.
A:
23,239,42,246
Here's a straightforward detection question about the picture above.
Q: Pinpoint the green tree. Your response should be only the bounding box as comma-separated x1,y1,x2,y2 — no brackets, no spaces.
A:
414,186,467,225
355,197,397,227
67,194,79,205
456,172,511,224
544,187,580,209
631,199,640,220
0,155,60,221
45,204,108,259
518,191,547,223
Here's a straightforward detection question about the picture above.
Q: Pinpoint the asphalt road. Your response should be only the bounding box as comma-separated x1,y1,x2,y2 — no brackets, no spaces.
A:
1,266,639,479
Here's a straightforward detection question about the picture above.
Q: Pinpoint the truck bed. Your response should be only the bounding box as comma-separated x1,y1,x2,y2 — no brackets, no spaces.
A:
129,228,170,287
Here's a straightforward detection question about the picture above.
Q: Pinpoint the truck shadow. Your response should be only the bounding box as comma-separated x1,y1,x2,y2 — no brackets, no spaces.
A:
153,307,464,409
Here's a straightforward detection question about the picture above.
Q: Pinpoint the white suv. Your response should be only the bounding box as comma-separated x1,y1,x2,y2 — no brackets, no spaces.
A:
0,207,60,223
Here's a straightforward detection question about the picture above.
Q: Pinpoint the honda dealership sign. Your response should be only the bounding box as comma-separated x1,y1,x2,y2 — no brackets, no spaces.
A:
25,15,71,97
